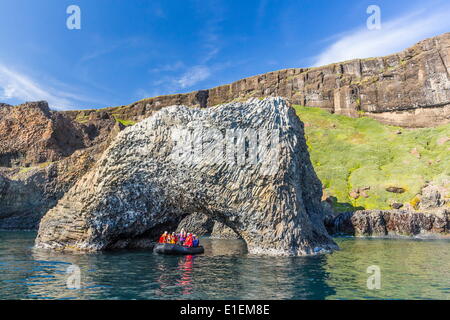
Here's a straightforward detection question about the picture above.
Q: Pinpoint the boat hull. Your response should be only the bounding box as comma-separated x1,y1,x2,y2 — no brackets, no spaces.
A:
153,243,204,255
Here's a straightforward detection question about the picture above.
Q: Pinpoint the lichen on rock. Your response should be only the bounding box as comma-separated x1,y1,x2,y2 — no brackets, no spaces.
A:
35,97,337,256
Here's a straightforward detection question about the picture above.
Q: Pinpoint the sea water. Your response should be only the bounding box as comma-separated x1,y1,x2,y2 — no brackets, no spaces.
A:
1,231,449,300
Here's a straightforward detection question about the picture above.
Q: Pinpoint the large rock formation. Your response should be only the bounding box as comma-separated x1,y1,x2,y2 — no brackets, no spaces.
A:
64,32,450,128
0,101,124,229
35,97,337,256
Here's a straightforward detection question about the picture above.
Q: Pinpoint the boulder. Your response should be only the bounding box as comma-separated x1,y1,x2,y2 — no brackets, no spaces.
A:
419,184,447,210
391,202,404,209
35,97,337,256
386,186,405,194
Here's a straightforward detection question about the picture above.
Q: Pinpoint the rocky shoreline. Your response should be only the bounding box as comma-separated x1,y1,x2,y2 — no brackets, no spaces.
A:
325,209,450,239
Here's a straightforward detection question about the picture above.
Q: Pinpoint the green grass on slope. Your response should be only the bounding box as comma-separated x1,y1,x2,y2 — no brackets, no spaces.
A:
114,117,137,126
293,105,450,212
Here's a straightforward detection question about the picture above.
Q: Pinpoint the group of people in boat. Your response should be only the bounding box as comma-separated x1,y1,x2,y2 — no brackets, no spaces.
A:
158,228,200,248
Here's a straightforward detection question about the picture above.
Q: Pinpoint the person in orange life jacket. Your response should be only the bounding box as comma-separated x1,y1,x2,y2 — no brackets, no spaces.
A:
184,233,193,247
170,232,178,244
159,231,168,243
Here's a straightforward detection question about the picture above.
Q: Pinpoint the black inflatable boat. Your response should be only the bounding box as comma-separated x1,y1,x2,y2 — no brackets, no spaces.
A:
153,243,205,255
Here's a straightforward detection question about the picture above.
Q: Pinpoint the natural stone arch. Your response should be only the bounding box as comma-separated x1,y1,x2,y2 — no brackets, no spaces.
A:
36,98,337,256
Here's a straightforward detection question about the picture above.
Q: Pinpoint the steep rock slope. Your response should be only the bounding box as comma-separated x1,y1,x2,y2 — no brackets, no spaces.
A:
0,101,87,167
36,98,337,255
64,32,450,128
0,102,124,229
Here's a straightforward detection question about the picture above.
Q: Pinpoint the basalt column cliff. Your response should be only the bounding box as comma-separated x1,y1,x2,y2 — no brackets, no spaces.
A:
66,32,450,128
35,98,338,256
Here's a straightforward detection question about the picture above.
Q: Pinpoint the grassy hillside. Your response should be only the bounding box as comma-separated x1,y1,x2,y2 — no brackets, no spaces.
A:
293,105,450,212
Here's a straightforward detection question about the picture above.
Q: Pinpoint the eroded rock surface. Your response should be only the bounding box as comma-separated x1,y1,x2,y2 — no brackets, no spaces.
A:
176,212,241,239
0,101,124,229
36,97,337,256
176,213,215,236
326,209,450,238
0,101,87,167
211,221,241,239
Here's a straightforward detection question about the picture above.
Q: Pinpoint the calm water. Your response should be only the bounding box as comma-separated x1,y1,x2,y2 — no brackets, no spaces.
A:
1,231,450,300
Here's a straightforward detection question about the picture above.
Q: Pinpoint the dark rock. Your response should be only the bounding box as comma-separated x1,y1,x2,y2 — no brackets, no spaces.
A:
386,186,405,193
325,209,450,237
391,202,404,209
176,212,241,239
195,90,209,108
0,101,87,167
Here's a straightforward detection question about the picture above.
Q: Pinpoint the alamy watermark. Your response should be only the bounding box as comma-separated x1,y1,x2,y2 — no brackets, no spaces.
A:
66,5,81,30
169,127,281,176
366,5,381,30
366,265,381,290
66,264,81,289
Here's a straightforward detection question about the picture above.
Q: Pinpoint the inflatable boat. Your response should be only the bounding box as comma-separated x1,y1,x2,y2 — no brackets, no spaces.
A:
153,243,205,255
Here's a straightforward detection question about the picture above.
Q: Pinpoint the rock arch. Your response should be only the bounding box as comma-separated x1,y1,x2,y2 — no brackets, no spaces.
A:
35,98,337,256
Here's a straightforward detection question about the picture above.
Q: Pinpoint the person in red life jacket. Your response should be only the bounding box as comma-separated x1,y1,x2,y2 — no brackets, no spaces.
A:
159,231,168,243
184,233,193,247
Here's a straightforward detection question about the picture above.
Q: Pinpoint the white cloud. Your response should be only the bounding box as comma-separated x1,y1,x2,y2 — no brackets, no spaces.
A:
176,65,211,88
0,64,94,110
313,6,450,67
150,61,185,73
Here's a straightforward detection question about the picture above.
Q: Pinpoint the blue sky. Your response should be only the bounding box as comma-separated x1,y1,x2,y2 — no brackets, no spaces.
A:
0,0,449,110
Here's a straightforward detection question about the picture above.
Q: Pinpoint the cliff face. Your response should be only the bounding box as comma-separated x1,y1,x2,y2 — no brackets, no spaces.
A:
0,101,123,168
36,98,337,255
0,101,124,229
64,32,450,128
0,101,86,167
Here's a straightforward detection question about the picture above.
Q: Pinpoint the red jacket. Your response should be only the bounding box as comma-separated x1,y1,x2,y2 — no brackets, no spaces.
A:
184,235,193,247
159,235,167,243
